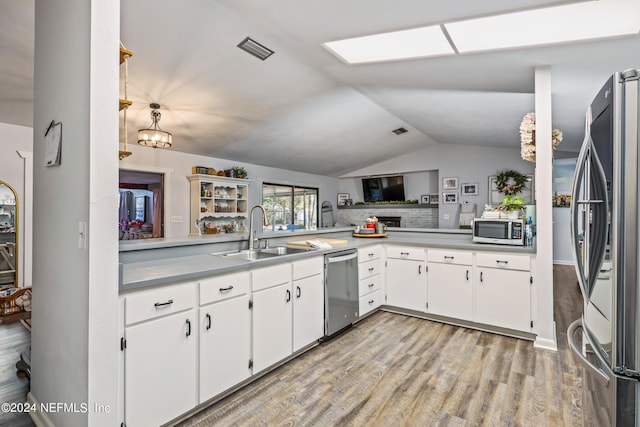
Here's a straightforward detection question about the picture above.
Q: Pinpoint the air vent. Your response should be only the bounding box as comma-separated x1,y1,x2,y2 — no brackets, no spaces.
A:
392,127,408,135
237,37,274,61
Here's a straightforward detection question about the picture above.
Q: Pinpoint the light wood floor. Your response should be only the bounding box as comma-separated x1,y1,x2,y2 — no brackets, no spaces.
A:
178,265,584,427
0,318,33,427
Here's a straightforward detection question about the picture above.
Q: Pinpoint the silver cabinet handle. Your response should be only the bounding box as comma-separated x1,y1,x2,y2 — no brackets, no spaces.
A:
154,299,173,308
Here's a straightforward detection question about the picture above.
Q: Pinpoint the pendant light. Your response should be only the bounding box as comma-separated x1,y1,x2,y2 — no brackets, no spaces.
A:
137,103,172,148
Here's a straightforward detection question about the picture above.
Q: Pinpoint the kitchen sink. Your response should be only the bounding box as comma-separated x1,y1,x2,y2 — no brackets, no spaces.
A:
215,246,314,261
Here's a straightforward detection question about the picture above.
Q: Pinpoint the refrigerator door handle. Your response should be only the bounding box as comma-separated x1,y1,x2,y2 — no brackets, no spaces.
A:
570,126,591,299
567,318,610,385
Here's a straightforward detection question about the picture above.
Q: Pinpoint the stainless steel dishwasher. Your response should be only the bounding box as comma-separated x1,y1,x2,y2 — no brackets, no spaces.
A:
324,249,359,336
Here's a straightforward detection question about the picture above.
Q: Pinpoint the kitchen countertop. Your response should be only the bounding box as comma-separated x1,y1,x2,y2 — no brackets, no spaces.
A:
120,229,536,293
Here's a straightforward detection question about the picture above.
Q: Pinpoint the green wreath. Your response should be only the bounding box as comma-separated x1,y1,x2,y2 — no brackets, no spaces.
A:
496,170,528,196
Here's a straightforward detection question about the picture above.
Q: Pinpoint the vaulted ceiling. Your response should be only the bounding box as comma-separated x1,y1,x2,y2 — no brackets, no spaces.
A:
2,0,640,176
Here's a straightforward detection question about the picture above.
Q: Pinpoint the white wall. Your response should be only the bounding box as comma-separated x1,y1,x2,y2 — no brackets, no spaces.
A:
119,144,341,237
31,1,119,425
0,122,32,288
341,143,534,228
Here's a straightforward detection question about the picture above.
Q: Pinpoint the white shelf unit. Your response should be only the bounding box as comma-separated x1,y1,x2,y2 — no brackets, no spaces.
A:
187,175,250,235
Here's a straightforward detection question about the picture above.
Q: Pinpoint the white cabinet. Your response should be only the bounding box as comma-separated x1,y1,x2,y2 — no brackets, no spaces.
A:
427,249,473,321
386,246,426,312
475,252,532,332
358,245,383,316
292,257,324,352
199,271,251,403
187,175,249,235
252,264,293,373
123,283,197,427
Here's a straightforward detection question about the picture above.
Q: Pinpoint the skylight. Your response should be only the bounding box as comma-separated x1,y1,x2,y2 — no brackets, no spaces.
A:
323,0,640,64
323,26,455,64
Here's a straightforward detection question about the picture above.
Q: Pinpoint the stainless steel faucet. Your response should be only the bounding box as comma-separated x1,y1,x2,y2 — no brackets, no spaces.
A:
248,204,269,250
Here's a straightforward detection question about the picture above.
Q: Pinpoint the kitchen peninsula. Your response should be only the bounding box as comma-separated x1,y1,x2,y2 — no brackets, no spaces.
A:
119,227,537,426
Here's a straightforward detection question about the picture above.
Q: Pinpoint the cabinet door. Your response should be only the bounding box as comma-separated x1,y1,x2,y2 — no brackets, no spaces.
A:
386,259,426,312
293,274,324,352
125,310,197,427
252,283,293,373
428,263,473,321
199,295,251,403
476,268,531,332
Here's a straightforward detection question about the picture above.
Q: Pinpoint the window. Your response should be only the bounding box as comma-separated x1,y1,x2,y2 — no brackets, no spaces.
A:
262,183,318,231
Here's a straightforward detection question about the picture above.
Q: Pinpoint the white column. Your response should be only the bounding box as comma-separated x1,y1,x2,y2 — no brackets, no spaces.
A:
534,67,557,350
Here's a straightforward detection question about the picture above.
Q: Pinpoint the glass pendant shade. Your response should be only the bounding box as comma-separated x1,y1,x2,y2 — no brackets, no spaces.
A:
138,103,172,148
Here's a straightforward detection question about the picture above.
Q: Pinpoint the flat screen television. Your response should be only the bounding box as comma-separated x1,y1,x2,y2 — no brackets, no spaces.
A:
362,176,405,202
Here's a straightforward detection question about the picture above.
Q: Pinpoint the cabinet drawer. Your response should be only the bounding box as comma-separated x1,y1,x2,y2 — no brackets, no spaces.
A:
358,245,383,262
359,290,382,316
252,263,292,292
476,252,530,271
125,282,197,325
292,256,323,281
386,246,425,261
359,274,382,297
359,259,382,280
427,249,472,266
200,271,250,305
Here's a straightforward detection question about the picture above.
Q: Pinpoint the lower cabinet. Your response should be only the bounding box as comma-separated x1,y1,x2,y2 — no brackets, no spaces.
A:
292,273,324,352
386,258,426,312
427,262,473,321
252,282,293,373
199,294,251,403
475,267,531,332
124,309,197,427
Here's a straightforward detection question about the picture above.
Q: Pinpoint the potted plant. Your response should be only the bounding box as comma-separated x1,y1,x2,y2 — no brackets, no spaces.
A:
499,195,525,218
232,166,247,179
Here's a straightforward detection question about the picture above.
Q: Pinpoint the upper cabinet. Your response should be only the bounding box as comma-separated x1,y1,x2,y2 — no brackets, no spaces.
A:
187,175,249,235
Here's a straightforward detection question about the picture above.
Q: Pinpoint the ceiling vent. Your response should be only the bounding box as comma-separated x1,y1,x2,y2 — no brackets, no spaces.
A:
237,37,275,61
392,127,408,135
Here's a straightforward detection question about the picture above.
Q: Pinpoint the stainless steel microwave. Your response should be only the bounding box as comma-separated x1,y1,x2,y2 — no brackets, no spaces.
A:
472,218,525,245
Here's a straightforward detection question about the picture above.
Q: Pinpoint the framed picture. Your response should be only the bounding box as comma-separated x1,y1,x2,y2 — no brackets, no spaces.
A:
429,194,439,205
461,182,479,196
489,174,534,205
420,194,430,204
442,191,459,204
442,177,458,190
337,193,350,206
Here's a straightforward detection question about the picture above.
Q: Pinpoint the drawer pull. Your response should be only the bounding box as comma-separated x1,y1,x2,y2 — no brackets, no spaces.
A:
400,252,410,255
219,286,234,292
368,267,375,272
368,299,375,305
444,256,455,260
480,272,484,283
154,299,174,308
466,270,469,281
496,260,509,264
368,253,375,257
206,313,212,330
368,283,375,288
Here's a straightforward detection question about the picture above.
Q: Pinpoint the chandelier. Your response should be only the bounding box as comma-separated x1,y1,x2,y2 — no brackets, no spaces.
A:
138,103,172,148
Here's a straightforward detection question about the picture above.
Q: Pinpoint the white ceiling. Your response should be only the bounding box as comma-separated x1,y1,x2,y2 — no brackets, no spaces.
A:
2,0,640,176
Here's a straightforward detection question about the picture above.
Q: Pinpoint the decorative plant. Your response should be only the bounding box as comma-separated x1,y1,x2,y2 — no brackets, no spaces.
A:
499,195,525,212
495,170,528,196
232,166,247,178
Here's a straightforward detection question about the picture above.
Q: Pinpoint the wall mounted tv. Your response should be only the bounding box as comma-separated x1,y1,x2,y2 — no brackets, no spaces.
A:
362,175,405,202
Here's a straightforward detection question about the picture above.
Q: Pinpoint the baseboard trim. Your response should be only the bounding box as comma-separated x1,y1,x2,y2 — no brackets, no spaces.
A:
553,260,575,266
534,322,558,351
27,392,56,427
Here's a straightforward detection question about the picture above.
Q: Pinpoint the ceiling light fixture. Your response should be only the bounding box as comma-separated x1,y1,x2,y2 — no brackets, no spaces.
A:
137,103,172,148
323,26,455,64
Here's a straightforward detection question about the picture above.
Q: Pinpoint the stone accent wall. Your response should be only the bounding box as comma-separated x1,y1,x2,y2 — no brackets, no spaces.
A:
338,207,438,228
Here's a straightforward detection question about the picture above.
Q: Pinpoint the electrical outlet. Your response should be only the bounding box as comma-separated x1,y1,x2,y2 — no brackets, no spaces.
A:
170,216,183,223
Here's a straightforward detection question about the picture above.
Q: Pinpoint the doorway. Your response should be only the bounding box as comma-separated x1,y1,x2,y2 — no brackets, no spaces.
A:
119,170,164,239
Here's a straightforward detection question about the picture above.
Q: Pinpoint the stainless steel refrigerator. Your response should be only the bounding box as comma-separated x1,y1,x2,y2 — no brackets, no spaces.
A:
568,69,640,426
